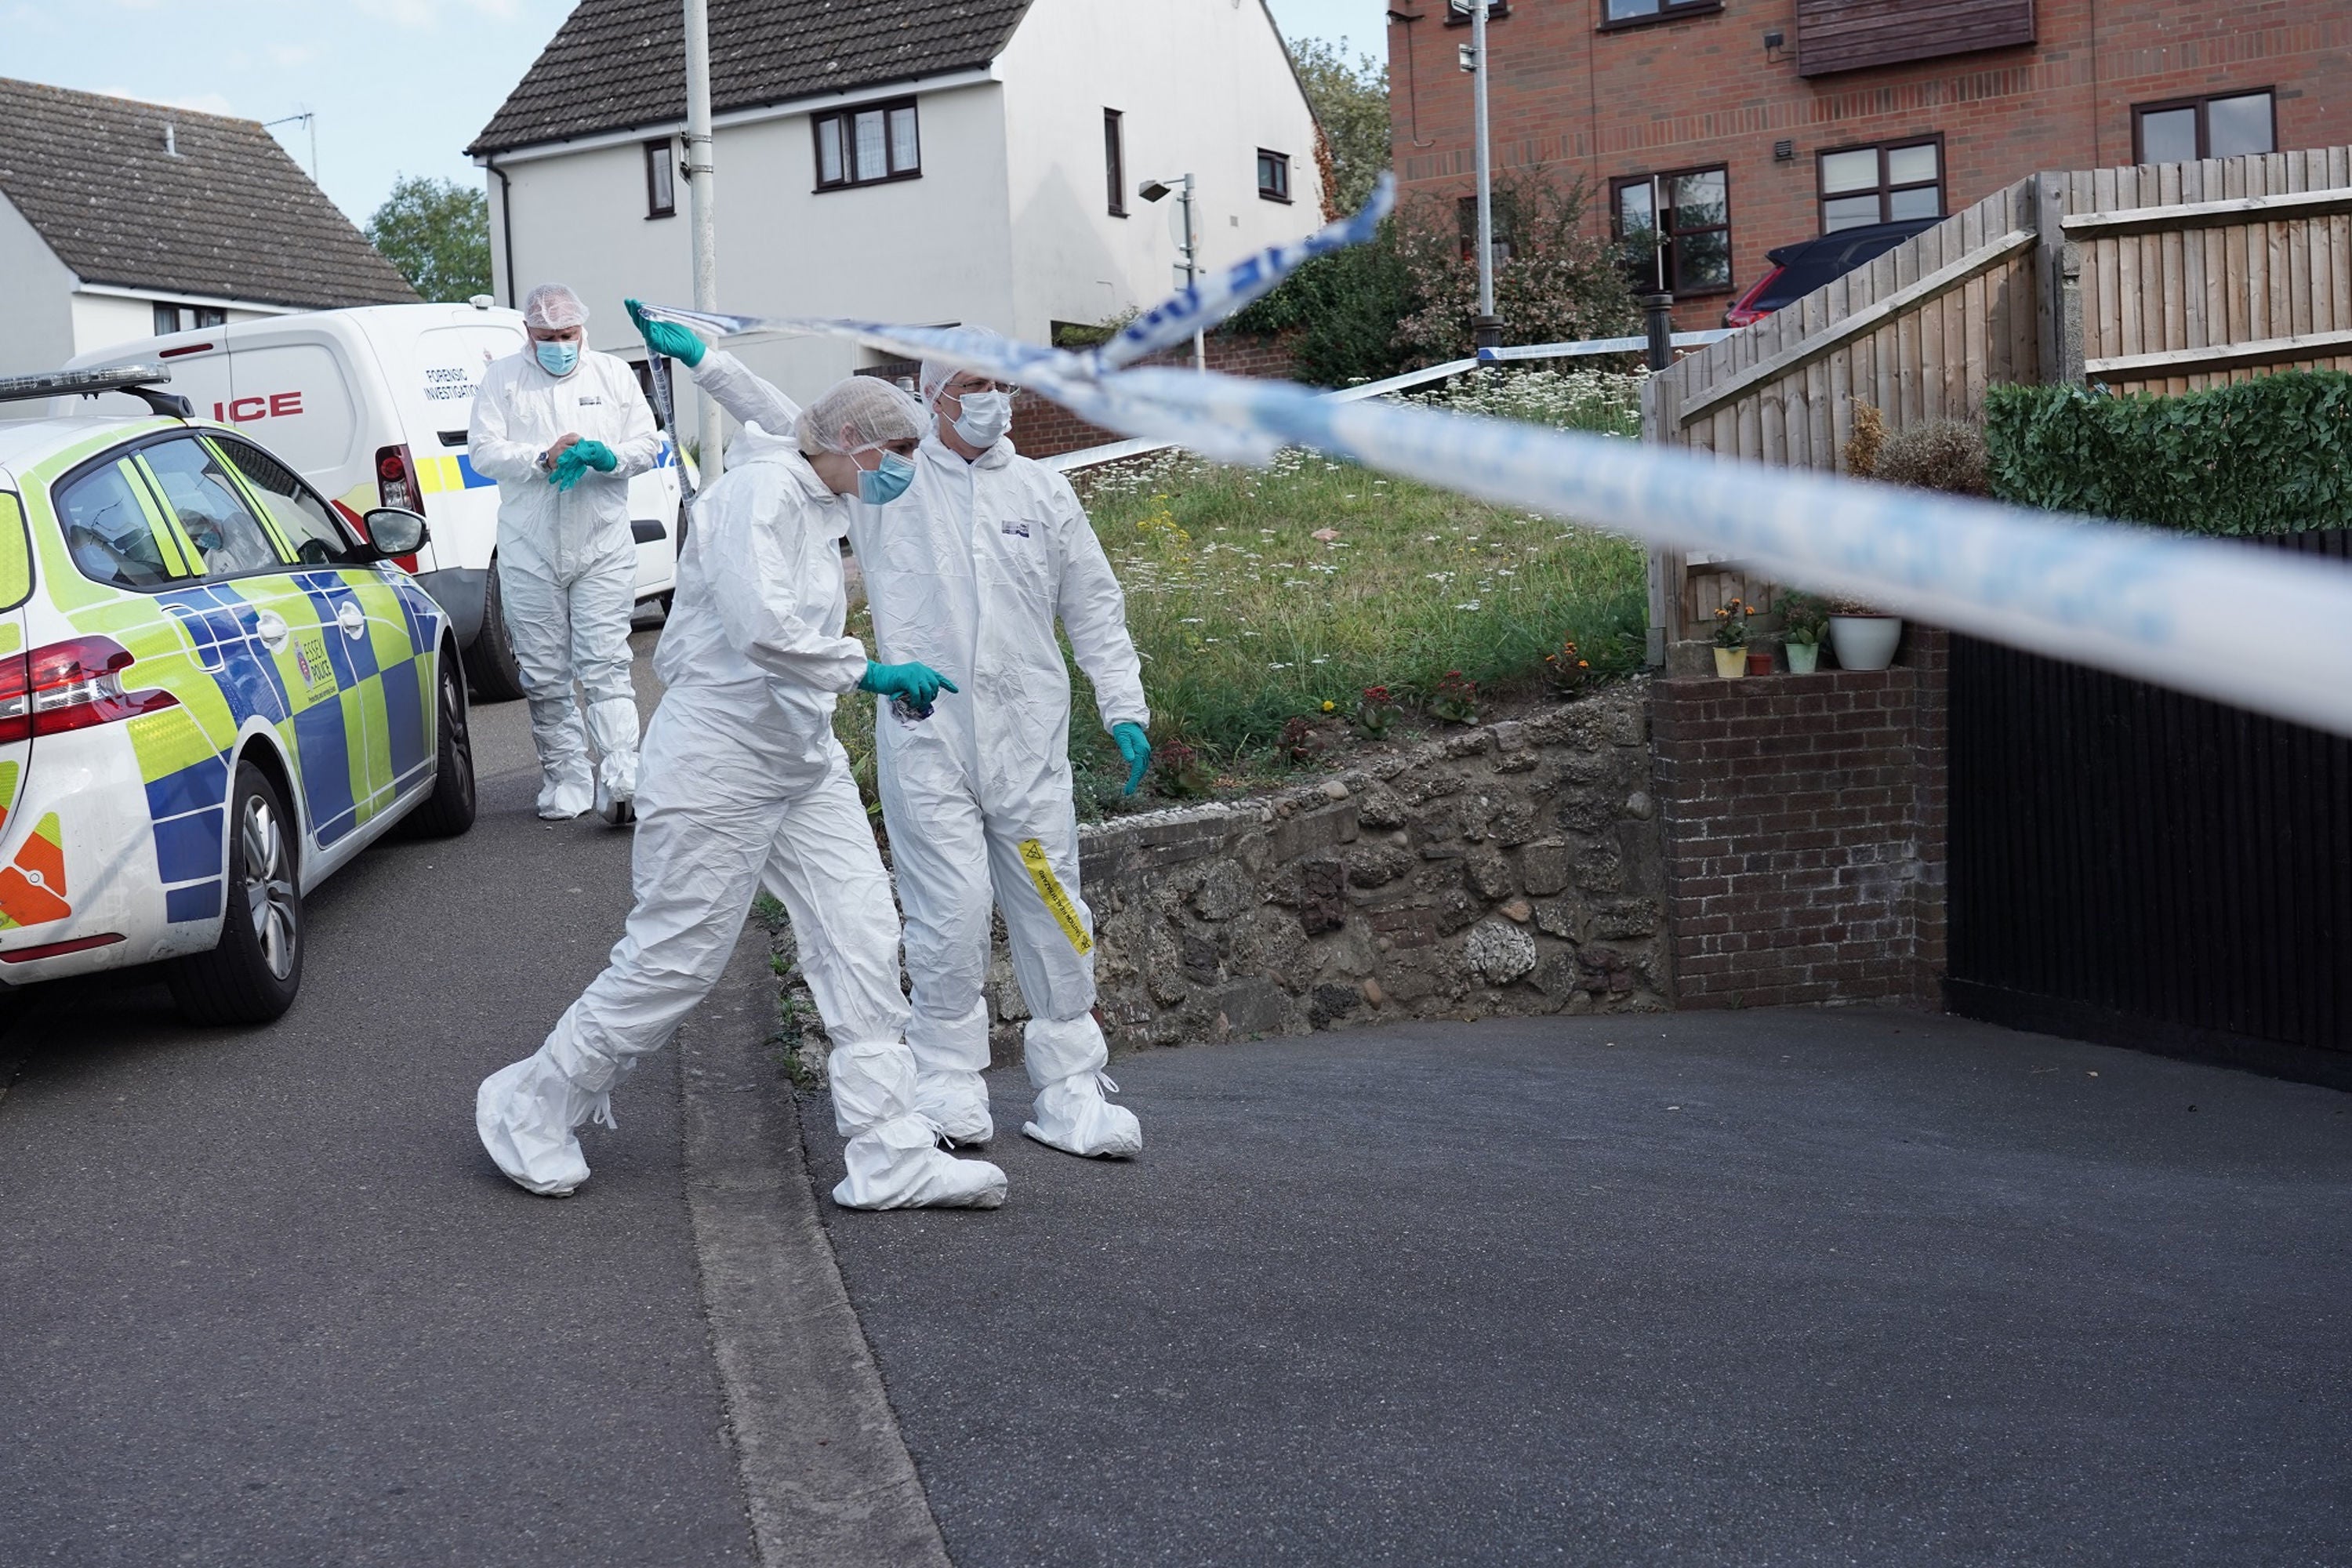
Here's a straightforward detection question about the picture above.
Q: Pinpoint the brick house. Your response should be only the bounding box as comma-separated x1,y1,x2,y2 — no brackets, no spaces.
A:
1386,1,2352,329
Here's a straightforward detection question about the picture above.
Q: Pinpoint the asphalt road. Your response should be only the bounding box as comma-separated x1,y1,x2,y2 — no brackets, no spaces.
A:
805,1010,2352,1567
0,630,762,1567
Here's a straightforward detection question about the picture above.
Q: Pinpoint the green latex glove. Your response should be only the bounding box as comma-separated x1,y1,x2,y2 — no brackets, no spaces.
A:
1112,721,1151,795
547,447,588,492
626,297,706,368
859,660,960,706
572,438,619,472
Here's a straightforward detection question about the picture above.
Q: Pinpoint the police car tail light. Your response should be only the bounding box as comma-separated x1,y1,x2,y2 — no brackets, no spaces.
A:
0,637,181,742
376,443,424,515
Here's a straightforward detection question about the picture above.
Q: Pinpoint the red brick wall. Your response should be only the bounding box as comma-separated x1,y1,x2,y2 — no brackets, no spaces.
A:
1009,331,1301,459
1388,1,2352,331
1651,629,1949,1007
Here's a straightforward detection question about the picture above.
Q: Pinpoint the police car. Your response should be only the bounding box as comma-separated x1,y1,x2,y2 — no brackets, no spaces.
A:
0,364,474,1024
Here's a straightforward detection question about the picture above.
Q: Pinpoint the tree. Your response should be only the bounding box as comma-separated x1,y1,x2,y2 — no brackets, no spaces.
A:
366,175,491,303
1288,38,1391,217
1392,168,1638,362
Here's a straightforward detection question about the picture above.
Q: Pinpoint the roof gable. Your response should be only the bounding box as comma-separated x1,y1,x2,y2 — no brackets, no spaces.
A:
0,79,418,311
470,0,1035,158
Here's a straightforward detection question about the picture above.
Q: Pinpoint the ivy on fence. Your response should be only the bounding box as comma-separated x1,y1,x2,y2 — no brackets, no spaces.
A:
1983,371,2352,536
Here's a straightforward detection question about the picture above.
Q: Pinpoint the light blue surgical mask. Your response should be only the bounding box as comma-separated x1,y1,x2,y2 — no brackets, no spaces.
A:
535,338,580,376
858,450,917,506
950,389,1012,448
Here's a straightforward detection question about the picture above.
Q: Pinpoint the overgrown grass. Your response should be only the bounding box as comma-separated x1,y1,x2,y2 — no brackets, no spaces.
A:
833,366,1650,809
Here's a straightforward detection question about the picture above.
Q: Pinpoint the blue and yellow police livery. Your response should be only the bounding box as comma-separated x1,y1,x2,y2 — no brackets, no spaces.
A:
0,368,476,1025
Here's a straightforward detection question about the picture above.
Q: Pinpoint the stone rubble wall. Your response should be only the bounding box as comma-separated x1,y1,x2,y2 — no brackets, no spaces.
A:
980,685,1670,1062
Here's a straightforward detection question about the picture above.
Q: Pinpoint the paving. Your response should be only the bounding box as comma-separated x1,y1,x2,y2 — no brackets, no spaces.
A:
804,1008,2352,1567
0,633,764,1568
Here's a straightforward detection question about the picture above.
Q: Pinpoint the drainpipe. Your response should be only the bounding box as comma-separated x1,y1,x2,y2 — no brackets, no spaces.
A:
489,161,517,307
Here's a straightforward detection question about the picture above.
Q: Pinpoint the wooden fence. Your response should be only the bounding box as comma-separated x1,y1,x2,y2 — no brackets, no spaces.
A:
1640,143,2352,646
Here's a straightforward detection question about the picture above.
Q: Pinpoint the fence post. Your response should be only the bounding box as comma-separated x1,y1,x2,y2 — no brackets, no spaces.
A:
1642,293,1682,666
2057,241,2087,387
2033,171,2087,387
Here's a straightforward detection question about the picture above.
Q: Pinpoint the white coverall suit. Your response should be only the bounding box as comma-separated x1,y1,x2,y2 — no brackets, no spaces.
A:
467,347,660,819
477,416,1002,1209
684,352,1149,1153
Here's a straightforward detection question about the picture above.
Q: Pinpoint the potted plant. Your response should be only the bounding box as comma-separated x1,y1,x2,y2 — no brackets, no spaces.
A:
1777,591,1828,674
1828,596,1904,671
1711,598,1751,679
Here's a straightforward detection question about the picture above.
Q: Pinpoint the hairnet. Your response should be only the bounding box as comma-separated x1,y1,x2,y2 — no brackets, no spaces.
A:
797,375,926,456
523,283,590,329
920,329,1013,408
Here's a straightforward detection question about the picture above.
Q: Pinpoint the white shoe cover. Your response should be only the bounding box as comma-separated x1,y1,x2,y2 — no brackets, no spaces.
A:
538,779,593,821
1022,1070,1142,1160
475,1051,610,1197
833,1113,1007,1210
594,777,636,827
913,1069,993,1145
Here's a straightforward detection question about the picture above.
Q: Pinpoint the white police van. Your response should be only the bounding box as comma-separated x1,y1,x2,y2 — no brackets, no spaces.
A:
59,302,685,701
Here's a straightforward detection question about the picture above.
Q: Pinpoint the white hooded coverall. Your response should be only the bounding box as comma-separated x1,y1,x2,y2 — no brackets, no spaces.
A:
684,352,1149,1133
500,419,978,1207
467,347,660,818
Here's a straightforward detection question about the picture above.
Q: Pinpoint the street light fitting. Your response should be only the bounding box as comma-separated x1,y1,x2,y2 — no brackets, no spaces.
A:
1138,179,1174,204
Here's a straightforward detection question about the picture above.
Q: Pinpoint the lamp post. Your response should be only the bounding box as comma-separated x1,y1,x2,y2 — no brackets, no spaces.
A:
683,0,721,477
1464,2,1504,350
1140,174,1205,372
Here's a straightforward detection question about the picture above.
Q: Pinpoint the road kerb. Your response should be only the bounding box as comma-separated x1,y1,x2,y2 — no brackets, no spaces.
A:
679,929,951,1568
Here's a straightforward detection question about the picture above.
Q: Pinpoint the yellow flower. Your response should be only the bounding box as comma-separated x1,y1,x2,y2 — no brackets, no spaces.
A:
1321,700,1337,713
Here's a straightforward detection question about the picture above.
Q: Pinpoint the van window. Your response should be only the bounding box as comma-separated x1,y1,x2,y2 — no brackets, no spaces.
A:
226,342,360,471
140,437,289,580
0,492,31,611
216,436,354,566
56,459,191,590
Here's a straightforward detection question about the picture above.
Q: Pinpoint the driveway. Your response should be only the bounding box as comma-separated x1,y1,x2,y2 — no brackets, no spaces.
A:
805,1008,2352,1566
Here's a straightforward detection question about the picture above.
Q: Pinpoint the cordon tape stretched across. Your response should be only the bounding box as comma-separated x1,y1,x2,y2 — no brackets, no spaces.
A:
639,175,2352,740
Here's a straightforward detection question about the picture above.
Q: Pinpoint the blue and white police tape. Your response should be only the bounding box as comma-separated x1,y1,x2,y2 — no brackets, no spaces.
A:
636,187,2352,739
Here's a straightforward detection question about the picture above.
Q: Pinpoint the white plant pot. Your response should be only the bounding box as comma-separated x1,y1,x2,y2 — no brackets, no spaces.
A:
1828,615,1903,671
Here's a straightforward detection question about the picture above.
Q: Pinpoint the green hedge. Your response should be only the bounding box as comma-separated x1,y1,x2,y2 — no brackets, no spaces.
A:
1982,370,2352,535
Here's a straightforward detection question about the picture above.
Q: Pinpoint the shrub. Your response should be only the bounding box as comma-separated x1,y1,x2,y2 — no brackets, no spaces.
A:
1393,169,1639,365
1414,365,1645,437
1874,419,1991,496
1228,230,1421,387
1983,372,2352,535
1844,399,1888,477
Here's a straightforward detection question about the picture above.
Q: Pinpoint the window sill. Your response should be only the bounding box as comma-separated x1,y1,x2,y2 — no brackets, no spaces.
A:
812,171,925,193
646,209,675,220
1258,192,1294,205
1597,4,1725,34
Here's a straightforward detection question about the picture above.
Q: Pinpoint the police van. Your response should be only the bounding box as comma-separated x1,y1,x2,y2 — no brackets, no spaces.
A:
60,302,685,702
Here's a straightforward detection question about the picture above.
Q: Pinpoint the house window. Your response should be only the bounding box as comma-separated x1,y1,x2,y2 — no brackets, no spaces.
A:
152,303,227,335
1105,110,1127,217
1601,0,1719,26
1455,193,1517,265
1817,137,1942,233
2135,90,2274,164
1613,167,1731,294
1258,150,1291,204
645,140,676,218
814,98,920,190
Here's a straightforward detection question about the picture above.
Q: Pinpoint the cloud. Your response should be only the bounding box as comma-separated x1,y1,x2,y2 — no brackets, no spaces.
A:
264,42,315,67
347,0,522,25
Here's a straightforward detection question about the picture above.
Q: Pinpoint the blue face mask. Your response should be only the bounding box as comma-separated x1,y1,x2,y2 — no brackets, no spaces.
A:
858,450,917,506
535,338,580,376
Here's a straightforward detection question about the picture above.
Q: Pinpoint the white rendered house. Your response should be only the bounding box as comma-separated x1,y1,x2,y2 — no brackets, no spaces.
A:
470,0,1322,442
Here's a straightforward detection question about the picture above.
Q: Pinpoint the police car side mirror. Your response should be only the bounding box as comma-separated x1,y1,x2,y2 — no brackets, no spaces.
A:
361,507,430,560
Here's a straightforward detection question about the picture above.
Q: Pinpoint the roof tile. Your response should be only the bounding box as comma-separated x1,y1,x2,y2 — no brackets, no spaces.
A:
469,0,1033,156
0,78,419,310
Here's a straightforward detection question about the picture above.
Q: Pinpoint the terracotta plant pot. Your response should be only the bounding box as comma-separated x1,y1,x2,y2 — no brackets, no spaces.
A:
1745,649,1774,677
1712,645,1748,679
1785,641,1820,674
1829,615,1903,671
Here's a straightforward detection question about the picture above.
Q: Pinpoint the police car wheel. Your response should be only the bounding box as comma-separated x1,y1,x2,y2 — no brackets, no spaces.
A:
462,563,528,703
403,646,477,839
167,761,303,1026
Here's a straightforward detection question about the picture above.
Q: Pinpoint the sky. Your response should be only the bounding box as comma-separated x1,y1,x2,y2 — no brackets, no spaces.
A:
0,0,1394,228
